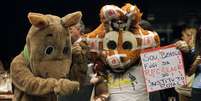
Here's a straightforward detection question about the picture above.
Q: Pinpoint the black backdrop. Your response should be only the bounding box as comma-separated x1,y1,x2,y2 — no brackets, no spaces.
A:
0,0,200,70
0,0,144,70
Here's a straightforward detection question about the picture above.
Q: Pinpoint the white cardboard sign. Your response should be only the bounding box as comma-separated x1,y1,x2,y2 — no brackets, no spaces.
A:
140,45,186,92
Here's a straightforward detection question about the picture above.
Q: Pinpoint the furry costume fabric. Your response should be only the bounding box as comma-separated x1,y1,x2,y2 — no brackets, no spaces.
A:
85,3,160,101
70,41,90,87
10,11,82,101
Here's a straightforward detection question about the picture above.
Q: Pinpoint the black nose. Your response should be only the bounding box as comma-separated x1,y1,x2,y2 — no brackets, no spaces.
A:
117,20,123,24
113,68,125,72
120,57,124,62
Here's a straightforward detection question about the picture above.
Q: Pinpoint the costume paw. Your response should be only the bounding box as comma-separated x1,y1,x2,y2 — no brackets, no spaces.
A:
54,79,80,95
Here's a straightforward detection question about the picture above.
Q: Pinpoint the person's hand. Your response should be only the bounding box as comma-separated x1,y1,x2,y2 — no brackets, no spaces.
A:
93,94,109,101
175,40,190,53
90,73,100,84
187,55,201,76
72,44,82,55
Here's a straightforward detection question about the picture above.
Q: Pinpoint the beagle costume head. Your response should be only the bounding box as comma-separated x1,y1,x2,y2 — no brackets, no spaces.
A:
86,3,160,73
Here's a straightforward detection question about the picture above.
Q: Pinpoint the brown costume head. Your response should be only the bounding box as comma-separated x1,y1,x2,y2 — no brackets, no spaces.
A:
25,11,82,78
86,4,160,73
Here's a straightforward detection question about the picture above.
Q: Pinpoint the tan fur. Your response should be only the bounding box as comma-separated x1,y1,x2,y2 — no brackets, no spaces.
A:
11,11,82,101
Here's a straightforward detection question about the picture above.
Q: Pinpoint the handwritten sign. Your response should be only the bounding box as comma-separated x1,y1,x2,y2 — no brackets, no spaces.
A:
140,45,186,92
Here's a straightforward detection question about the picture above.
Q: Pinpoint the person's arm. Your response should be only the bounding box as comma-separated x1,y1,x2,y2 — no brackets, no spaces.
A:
187,55,201,76
90,73,109,101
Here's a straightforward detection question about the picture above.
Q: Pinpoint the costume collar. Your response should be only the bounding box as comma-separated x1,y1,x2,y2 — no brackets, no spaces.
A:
23,45,30,62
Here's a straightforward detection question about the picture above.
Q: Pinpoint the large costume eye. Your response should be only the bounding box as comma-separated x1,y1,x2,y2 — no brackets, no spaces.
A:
122,31,138,50
122,41,132,49
45,46,54,55
103,31,119,50
107,40,117,50
63,46,69,55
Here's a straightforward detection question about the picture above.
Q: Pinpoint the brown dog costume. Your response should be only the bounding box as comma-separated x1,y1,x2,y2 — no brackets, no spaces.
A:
10,11,82,101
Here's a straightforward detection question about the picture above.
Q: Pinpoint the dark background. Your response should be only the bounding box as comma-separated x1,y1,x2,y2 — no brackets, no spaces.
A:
0,0,200,70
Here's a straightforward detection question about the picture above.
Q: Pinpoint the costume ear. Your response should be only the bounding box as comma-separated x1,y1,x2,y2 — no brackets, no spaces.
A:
28,12,49,28
62,11,82,27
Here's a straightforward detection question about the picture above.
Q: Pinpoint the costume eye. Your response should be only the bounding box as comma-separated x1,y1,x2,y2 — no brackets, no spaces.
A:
122,31,138,50
103,31,118,50
63,46,69,55
122,41,132,50
107,40,117,50
45,46,54,55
